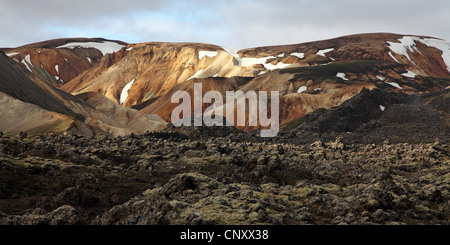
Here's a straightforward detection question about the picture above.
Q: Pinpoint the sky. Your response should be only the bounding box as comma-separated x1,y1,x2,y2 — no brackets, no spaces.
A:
0,0,449,50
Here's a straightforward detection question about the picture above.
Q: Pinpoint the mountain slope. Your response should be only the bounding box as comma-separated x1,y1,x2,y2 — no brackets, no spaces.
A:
140,76,253,121
61,42,257,107
0,52,165,136
75,92,167,134
239,33,450,77
0,51,82,118
280,87,450,144
2,38,128,87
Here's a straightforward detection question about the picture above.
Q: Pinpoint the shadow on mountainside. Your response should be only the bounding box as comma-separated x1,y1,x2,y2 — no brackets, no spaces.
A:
278,88,450,145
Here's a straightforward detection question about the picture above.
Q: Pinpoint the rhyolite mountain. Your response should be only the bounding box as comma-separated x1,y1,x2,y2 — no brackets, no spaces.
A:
0,49,166,137
1,38,127,87
1,33,449,136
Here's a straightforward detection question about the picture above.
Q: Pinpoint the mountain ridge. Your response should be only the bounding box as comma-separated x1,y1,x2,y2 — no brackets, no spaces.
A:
1,32,449,136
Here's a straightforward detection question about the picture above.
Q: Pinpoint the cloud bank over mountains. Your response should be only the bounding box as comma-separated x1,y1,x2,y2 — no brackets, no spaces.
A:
1,0,449,49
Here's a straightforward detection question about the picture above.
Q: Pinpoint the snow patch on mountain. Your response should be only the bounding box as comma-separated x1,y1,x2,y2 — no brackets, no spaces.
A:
6,52,19,57
55,65,59,74
264,62,291,70
57,41,125,55
387,36,420,64
290,52,305,59
199,51,218,60
388,51,400,63
336,72,349,81
24,54,32,65
241,56,272,67
386,82,403,89
297,86,308,93
55,76,63,84
22,54,33,73
387,36,450,70
401,70,418,78
420,38,450,72
317,48,334,57
120,79,136,105
241,56,290,70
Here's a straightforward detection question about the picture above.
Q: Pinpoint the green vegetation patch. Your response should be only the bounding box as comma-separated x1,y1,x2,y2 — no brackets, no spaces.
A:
27,119,74,137
281,113,310,132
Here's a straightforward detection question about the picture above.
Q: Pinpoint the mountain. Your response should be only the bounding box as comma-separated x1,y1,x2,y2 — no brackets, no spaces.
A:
0,50,83,135
1,38,127,87
0,51,166,136
61,42,256,107
239,33,450,77
61,33,450,130
1,33,450,135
